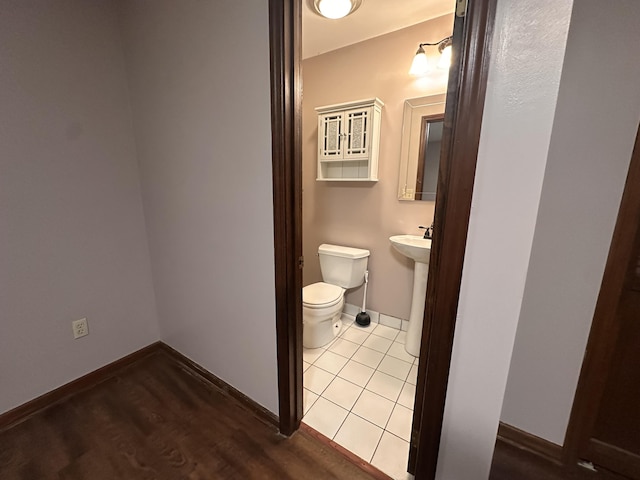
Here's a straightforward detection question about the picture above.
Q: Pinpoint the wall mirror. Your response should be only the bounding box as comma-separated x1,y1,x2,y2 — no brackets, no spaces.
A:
397,94,446,201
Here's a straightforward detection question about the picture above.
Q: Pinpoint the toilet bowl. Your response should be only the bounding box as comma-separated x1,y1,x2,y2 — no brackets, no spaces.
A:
302,244,369,349
303,282,345,349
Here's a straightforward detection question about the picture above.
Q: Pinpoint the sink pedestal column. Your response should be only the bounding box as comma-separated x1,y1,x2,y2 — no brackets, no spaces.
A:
405,261,429,357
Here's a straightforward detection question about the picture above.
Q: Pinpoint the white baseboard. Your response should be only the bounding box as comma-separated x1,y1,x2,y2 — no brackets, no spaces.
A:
344,303,406,330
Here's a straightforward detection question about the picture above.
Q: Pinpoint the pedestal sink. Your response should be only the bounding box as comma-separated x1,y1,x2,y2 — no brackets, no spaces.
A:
389,235,432,357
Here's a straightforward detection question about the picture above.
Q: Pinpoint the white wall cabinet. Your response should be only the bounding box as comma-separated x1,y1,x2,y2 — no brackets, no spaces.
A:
315,98,383,181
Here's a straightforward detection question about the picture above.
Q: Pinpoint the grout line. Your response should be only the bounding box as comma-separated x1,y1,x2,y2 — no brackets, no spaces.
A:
304,323,415,475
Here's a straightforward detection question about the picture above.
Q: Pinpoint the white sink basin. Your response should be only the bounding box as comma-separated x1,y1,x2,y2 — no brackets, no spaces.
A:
389,234,433,357
389,235,432,264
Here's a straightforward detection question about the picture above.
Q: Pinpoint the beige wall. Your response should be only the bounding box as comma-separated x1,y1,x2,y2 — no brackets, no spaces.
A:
302,16,453,320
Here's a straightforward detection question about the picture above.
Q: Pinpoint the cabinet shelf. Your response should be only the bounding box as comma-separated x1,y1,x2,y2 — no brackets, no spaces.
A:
315,98,383,182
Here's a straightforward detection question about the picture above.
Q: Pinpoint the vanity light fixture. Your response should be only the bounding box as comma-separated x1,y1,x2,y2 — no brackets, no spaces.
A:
409,36,453,76
313,0,362,20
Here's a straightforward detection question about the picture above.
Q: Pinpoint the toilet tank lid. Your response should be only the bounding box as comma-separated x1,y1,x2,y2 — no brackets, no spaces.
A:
318,244,370,259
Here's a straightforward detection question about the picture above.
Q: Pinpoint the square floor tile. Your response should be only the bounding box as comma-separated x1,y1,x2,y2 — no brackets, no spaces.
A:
303,361,311,372
314,350,349,375
397,382,416,409
362,334,393,353
302,347,325,364
328,338,360,359
366,371,404,402
304,365,335,395
387,341,416,364
337,360,375,387
351,389,395,428
386,404,413,442
341,327,370,345
371,432,410,480
396,331,407,344
377,355,412,381
303,397,348,439
334,413,383,462
371,324,399,340
303,388,319,414
407,364,418,386
351,346,384,369
322,377,363,410
353,321,378,333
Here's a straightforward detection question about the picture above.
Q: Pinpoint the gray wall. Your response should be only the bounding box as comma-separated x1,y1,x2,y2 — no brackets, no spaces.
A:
500,0,640,445
435,0,574,477
118,0,279,413
0,0,159,413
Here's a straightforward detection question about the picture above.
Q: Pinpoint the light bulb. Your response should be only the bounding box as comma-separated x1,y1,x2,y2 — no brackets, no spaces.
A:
409,47,429,76
318,0,353,19
438,45,452,70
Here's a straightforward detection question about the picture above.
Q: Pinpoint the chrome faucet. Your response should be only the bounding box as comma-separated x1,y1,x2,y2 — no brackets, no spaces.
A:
419,223,434,239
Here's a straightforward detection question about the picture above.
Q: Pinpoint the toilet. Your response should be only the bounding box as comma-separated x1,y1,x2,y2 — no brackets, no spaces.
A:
303,244,370,349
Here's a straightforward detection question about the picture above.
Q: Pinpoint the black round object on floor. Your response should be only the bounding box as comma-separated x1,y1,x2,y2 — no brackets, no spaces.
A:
355,311,370,326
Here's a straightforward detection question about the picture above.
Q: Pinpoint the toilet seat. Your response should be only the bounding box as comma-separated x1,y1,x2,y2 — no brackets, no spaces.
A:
302,282,344,309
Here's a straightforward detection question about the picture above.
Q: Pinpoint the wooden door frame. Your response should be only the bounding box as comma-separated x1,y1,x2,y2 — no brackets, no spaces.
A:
269,0,303,437
563,125,640,469
268,0,497,476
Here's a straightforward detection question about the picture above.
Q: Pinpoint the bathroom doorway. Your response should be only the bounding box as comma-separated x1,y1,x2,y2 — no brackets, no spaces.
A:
299,3,452,478
269,0,496,478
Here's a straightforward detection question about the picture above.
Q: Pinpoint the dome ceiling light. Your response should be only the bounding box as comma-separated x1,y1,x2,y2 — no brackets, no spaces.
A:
313,0,363,20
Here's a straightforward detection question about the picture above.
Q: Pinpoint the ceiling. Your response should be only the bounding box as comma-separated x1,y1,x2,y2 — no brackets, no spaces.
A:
302,0,454,59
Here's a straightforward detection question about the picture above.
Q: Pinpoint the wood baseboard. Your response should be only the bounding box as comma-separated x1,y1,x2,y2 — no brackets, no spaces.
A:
497,422,563,465
1,341,279,434
0,341,162,431
157,343,279,428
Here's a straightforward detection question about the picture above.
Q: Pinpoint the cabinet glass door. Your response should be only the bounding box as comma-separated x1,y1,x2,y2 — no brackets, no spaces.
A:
344,108,369,159
320,113,343,159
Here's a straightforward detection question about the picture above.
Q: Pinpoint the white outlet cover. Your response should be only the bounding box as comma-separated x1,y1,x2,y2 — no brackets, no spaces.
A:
72,318,89,339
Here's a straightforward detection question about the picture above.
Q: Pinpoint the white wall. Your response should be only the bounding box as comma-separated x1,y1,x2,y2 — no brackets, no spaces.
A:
435,0,574,478
500,0,640,445
0,0,159,414
118,0,279,414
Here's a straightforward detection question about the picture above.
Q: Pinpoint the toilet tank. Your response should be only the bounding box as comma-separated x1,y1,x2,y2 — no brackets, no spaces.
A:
318,244,370,289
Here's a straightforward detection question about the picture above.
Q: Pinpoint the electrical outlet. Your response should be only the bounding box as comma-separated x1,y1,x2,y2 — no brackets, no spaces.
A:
72,318,89,339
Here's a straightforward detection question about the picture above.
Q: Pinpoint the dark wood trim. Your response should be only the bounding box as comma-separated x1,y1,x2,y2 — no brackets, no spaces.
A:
414,113,444,201
588,439,640,479
563,124,640,466
300,423,392,480
268,0,304,437
0,342,162,431
158,343,279,428
497,422,563,466
410,0,497,477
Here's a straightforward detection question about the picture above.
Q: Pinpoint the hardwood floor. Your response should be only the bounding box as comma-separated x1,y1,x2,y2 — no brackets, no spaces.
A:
0,351,375,480
4,347,628,480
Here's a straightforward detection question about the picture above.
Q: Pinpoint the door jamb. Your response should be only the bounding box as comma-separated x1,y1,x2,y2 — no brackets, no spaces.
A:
269,0,303,436
409,1,497,476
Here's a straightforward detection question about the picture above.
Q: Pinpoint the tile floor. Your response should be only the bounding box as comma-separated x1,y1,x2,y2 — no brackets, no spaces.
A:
302,314,417,480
